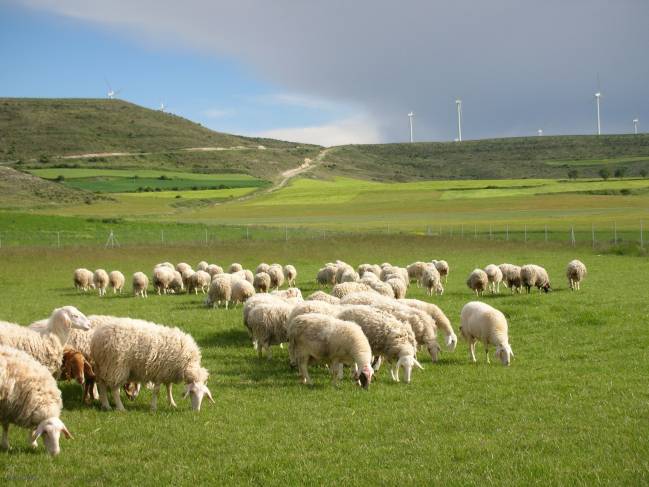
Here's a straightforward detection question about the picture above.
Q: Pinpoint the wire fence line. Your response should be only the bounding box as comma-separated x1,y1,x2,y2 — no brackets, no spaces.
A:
0,221,645,250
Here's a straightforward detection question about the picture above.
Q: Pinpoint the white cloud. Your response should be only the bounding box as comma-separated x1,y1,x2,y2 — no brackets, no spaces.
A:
258,115,381,147
255,93,340,111
203,108,234,119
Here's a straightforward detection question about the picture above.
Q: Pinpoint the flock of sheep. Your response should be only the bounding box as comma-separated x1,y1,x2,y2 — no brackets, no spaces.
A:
0,256,587,456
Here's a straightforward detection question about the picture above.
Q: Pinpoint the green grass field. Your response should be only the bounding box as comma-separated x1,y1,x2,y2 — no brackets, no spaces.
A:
0,236,647,484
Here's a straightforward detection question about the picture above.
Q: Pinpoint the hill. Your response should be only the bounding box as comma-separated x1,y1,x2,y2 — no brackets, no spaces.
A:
315,135,649,181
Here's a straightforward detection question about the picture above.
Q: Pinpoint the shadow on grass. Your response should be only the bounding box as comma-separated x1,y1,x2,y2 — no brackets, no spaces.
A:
200,328,249,348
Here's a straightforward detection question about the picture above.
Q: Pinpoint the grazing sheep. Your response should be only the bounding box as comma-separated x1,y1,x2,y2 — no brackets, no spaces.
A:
0,345,73,456
466,269,489,296
60,349,96,404
169,270,184,294
196,261,209,272
499,264,523,293
334,262,354,284
243,293,292,339
340,292,441,362
270,288,303,300
420,265,443,296
316,265,337,286
256,262,270,274
331,282,372,299
283,265,298,287
108,270,125,294
228,262,243,273
288,313,374,388
232,269,254,284
406,261,429,285
176,262,192,274
357,264,381,278
484,264,503,294
566,259,587,291
73,268,95,292
400,298,457,351
153,265,175,295
157,262,175,270
188,270,211,294
231,279,256,306
90,317,214,411
132,272,149,298
336,305,422,383
247,301,295,359
361,277,396,298
207,264,224,277
253,272,271,293
287,300,340,328
181,269,195,290
0,306,91,375
93,269,109,297
205,274,232,308
520,264,552,293
339,268,360,283
306,291,341,305
386,277,407,299
268,264,285,290
460,301,513,365
432,260,450,283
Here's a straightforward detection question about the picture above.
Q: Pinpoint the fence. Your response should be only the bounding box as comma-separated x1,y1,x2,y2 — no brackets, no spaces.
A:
0,221,645,251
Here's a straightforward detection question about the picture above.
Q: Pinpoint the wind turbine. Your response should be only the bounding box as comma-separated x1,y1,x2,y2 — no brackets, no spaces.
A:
633,118,639,135
538,129,543,136
455,99,462,142
408,112,414,143
594,75,602,135
159,102,166,112
105,79,121,100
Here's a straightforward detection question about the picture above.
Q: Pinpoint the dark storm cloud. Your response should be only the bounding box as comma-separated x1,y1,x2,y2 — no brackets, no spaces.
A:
18,0,649,142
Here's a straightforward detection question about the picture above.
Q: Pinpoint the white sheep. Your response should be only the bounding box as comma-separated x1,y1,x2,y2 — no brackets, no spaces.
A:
256,262,270,274
207,264,224,277
566,259,587,290
520,264,552,293
306,291,341,305
283,264,298,287
459,301,513,365
339,268,360,283
334,262,354,284
268,264,285,290
432,260,450,283
484,264,503,294
466,268,489,296
231,278,255,306
205,274,232,308
270,287,303,300
406,261,428,286
357,264,381,278
253,272,271,293
169,270,184,294
181,269,195,290
228,262,243,273
247,300,295,359
316,265,337,286
0,345,73,456
90,317,214,411
196,261,209,272
73,268,94,292
188,270,211,294
386,277,407,299
0,307,90,375
400,298,457,351
288,313,374,388
132,272,149,298
93,269,109,297
420,265,443,296
361,277,396,298
499,263,522,293
331,282,372,299
232,269,254,284
152,265,175,295
340,292,441,362
109,270,125,294
157,262,175,270
336,305,422,383
287,300,340,328
176,262,192,274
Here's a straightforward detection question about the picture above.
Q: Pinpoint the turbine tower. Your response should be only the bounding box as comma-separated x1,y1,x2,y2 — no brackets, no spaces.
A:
455,99,462,142
408,112,414,143
595,91,602,135
104,78,121,100
633,118,639,135
160,102,165,112
538,129,543,136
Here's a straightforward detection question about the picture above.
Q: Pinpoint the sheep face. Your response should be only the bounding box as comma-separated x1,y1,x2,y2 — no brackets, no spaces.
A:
445,333,458,352
353,364,373,389
62,351,85,384
427,342,441,362
59,306,91,331
31,417,72,456
542,283,552,293
184,382,215,411
395,355,424,383
495,344,514,366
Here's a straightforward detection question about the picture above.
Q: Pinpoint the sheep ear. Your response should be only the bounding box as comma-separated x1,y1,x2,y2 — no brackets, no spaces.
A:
413,358,424,370
62,424,73,440
31,423,45,441
204,385,215,404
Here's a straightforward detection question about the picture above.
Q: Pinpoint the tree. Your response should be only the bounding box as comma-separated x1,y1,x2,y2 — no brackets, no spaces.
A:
567,169,578,180
640,168,648,178
614,167,627,178
599,168,610,180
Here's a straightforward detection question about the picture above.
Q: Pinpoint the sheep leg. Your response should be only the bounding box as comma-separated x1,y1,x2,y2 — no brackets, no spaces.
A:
267,346,273,361
469,340,477,363
330,361,340,385
372,355,382,372
166,384,177,408
390,364,399,382
28,430,38,449
98,382,111,410
112,387,125,411
150,384,160,411
257,343,264,360
298,359,312,385
484,344,491,364
1,423,8,450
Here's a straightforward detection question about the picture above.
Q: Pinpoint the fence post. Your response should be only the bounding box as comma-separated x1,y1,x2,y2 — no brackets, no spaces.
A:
427,226,431,236
592,223,595,249
57,231,61,248
614,222,618,245
161,230,164,245
461,224,464,238
641,221,644,249
285,225,288,241
544,225,548,243
474,225,477,239
570,226,576,247
506,225,509,241
450,226,454,238
489,224,493,240
205,228,208,246
524,225,527,243
246,225,249,240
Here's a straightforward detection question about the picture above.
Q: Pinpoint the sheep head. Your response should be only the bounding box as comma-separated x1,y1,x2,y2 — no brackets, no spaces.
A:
427,341,441,362
62,350,85,384
54,306,91,331
495,344,514,366
353,364,373,390
445,332,458,352
395,355,424,383
183,382,214,411
31,417,72,456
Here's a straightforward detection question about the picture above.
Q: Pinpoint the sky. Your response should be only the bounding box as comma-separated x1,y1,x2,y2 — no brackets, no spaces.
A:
1,0,648,146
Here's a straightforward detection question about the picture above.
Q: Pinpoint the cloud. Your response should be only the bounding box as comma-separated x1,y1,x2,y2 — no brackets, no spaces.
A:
254,93,340,111
15,0,649,141
258,115,381,146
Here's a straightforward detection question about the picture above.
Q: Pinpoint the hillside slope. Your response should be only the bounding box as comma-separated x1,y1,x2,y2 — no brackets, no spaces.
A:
315,135,649,180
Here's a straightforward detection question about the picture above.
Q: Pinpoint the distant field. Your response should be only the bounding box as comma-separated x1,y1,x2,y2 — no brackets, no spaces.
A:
28,168,268,193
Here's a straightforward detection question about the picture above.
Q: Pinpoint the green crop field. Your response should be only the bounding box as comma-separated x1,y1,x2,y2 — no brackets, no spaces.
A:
0,236,647,484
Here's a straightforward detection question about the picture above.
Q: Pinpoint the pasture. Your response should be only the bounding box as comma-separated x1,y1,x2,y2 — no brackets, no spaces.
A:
0,236,647,484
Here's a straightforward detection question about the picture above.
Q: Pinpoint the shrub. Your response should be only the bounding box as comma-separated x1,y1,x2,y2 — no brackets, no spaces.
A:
598,168,610,180
640,168,648,178
614,167,627,178
567,169,578,179
55,175,65,182
38,154,49,163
